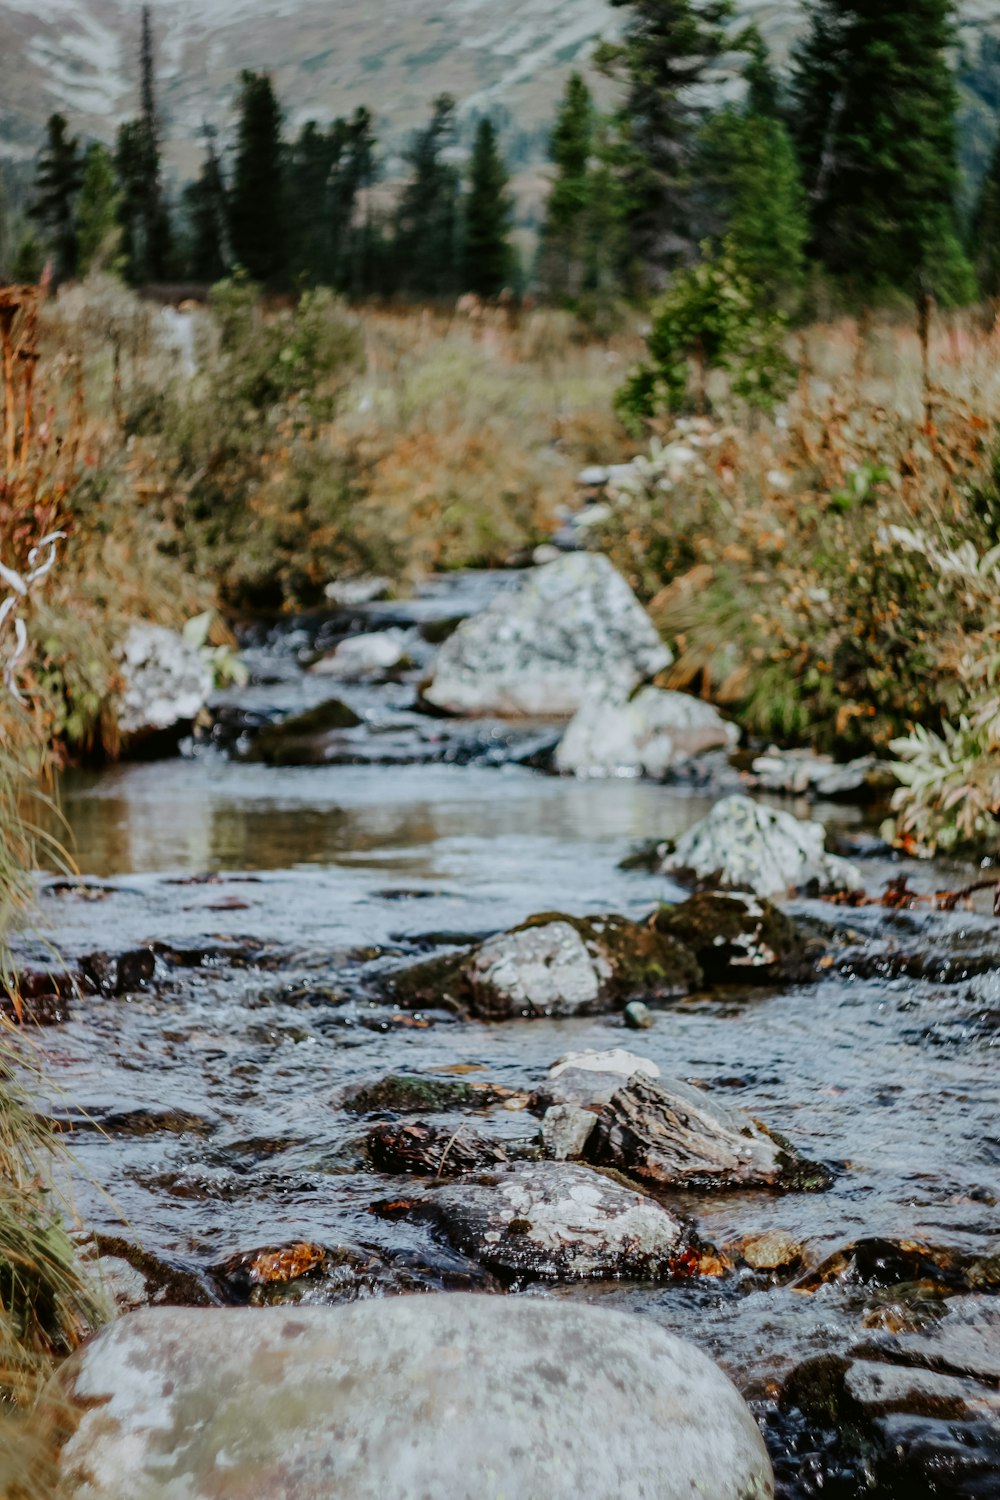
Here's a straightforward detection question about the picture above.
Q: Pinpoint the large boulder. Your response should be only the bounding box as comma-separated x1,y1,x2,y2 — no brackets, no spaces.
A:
377,1161,693,1280
116,624,212,742
664,795,863,899
556,687,738,779
57,1298,773,1500
423,554,671,717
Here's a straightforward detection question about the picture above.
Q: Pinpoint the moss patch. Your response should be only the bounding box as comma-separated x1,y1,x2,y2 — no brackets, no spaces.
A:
654,892,816,984
516,912,702,1002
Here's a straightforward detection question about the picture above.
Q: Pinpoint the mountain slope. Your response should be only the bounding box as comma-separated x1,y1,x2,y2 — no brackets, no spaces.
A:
1,0,998,178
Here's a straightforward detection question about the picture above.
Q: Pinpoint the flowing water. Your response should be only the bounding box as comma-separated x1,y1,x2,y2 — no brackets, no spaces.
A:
18,573,1000,1497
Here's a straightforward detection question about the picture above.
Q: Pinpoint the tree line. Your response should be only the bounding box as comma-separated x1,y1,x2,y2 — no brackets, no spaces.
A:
10,0,1000,309
15,8,514,300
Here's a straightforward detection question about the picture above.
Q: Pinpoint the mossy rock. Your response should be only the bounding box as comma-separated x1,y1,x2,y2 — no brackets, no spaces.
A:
243,698,362,765
386,915,701,1020
516,912,702,1003
653,892,817,984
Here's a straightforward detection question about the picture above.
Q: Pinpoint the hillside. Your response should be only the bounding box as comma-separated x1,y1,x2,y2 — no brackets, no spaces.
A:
0,0,998,180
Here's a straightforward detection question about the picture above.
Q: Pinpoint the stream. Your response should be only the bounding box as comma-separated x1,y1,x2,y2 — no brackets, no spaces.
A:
17,571,1000,1498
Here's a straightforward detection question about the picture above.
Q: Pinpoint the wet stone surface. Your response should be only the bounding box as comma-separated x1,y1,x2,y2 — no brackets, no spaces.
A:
16,570,1000,1499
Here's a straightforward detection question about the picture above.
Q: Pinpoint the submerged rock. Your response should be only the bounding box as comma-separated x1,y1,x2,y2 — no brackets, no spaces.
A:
664,795,863,898
556,687,738,779
310,630,408,679
782,1334,1000,1500
390,914,700,1019
367,1120,516,1176
863,1295,1000,1385
586,1074,828,1192
116,624,212,744
343,1073,503,1115
239,697,363,764
58,1298,773,1500
739,1230,804,1272
423,554,671,717
653,891,816,984
210,1239,490,1305
377,1161,693,1280
750,747,894,799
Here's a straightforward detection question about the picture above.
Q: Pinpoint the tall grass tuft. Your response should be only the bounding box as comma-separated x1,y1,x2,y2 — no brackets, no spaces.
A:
0,276,105,1498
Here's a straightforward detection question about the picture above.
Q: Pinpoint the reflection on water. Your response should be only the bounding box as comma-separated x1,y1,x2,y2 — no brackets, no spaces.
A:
53,761,719,878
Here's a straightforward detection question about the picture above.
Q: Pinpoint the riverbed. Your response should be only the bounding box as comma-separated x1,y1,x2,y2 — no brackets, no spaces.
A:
19,574,1000,1497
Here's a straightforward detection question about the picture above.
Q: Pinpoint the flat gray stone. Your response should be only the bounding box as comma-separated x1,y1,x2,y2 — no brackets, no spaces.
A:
310,629,406,678
424,554,671,717
541,1103,597,1159
844,1360,1000,1421
750,748,893,799
59,1298,773,1500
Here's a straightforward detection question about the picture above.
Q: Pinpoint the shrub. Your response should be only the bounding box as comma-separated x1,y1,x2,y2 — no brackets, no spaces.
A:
616,242,796,429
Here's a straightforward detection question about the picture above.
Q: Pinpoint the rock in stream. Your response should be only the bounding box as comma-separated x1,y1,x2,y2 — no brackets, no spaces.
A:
555,686,738,779
664,794,864,898
423,554,671,716
375,1161,697,1281
58,1297,773,1500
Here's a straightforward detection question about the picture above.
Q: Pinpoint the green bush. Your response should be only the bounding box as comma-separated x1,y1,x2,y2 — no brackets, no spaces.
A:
616,242,796,429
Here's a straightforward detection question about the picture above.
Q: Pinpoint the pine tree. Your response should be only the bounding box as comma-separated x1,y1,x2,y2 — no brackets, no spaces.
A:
699,35,808,307
538,73,595,299
138,4,170,279
599,0,732,289
229,71,288,286
791,0,973,303
971,132,1000,298
394,95,462,299
740,23,781,119
463,119,513,297
288,120,339,284
116,6,170,283
29,114,83,281
181,129,229,283
77,143,122,275
339,108,378,296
